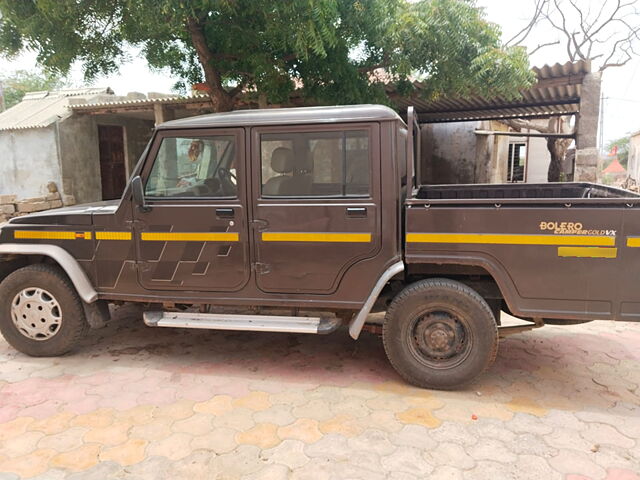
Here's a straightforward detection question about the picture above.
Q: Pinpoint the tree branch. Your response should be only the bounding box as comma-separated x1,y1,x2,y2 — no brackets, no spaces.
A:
504,0,547,47
185,17,234,111
528,40,560,56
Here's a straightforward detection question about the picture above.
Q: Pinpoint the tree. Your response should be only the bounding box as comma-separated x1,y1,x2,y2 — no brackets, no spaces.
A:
0,0,533,112
504,0,640,181
606,136,629,167
0,69,68,110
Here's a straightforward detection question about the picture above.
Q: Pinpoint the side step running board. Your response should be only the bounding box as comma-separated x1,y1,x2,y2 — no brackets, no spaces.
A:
143,311,341,335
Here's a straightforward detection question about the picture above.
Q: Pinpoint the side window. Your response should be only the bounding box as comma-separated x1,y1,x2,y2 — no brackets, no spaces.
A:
260,129,370,197
145,135,237,198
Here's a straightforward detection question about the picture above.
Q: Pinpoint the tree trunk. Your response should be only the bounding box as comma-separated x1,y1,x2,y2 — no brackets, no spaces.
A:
186,18,235,112
546,138,561,182
546,137,572,182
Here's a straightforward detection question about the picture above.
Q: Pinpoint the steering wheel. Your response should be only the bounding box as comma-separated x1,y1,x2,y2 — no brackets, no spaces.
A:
218,168,237,182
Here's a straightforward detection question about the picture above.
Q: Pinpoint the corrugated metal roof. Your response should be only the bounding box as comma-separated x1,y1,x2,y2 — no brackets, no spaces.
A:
61,60,591,125
0,88,112,132
70,93,209,110
388,60,591,123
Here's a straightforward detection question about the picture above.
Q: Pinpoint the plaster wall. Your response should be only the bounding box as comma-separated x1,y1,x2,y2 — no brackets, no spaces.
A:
58,115,102,204
419,120,553,185
420,121,479,184
58,114,154,204
0,127,62,199
525,137,551,183
629,133,640,182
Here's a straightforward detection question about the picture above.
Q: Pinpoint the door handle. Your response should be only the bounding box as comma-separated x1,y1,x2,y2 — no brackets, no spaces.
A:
346,207,367,217
216,208,235,218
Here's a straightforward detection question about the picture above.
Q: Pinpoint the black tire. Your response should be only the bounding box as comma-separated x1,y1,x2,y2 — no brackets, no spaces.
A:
383,278,498,390
0,264,88,356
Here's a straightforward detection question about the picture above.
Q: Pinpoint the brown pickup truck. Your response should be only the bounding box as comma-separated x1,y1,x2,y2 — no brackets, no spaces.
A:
0,104,638,389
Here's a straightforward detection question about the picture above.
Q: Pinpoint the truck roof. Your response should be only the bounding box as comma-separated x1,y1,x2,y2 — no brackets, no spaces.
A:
157,104,403,130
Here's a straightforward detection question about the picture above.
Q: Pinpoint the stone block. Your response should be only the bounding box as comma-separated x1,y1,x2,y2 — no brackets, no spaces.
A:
46,192,61,201
0,214,8,223
0,194,16,204
16,201,50,213
575,148,599,167
48,200,63,209
1,204,15,215
574,165,597,182
20,196,47,204
62,195,76,206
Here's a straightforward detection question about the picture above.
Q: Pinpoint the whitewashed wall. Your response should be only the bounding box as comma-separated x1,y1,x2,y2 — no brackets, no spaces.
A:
0,127,62,199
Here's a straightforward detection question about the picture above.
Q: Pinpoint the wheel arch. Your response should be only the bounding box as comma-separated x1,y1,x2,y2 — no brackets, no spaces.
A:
0,244,98,304
404,253,523,319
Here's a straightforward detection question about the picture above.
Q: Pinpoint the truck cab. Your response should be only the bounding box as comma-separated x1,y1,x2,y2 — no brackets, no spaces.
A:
1,104,638,389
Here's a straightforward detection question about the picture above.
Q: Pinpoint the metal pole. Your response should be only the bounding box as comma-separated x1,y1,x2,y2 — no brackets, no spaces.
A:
598,91,605,152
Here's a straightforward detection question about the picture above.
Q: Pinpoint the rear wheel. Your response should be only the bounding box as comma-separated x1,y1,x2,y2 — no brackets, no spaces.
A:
0,264,88,356
383,278,498,390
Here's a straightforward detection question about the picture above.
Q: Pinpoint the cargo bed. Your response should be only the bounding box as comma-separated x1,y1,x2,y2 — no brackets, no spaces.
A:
405,181,640,323
415,182,640,201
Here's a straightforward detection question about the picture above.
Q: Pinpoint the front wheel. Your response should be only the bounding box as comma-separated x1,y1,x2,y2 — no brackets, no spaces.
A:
0,264,88,356
383,278,498,390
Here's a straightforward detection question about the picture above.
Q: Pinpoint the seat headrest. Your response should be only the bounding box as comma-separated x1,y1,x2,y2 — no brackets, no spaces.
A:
271,148,294,174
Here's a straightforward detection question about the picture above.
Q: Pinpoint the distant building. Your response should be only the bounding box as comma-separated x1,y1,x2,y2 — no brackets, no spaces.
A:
601,155,627,187
602,156,626,175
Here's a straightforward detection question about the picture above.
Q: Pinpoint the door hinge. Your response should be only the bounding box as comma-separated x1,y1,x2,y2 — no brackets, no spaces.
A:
252,262,271,274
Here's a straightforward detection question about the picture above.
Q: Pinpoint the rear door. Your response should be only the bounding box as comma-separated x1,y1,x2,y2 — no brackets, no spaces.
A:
134,128,250,291
250,123,381,294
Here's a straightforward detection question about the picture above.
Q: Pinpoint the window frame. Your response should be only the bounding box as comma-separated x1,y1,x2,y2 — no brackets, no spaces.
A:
255,123,376,200
140,128,244,203
507,141,527,183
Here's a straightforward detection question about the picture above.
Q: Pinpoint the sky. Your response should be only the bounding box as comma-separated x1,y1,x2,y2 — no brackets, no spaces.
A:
477,0,640,146
0,0,638,146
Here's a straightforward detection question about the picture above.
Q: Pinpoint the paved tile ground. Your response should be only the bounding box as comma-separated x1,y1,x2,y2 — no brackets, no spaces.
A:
0,305,639,479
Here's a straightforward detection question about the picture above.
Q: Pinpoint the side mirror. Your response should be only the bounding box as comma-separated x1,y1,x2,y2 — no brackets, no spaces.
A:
131,176,151,212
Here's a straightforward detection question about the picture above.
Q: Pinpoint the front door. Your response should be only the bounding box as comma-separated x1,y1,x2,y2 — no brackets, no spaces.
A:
98,125,127,200
251,123,382,294
134,128,250,292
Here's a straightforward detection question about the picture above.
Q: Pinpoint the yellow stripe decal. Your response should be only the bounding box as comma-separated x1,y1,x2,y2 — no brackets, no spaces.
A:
141,232,239,242
626,237,640,247
406,233,615,247
14,230,92,240
95,231,132,241
557,247,617,258
262,232,372,243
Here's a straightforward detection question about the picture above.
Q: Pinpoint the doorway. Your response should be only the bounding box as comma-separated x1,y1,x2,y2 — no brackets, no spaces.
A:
98,125,127,200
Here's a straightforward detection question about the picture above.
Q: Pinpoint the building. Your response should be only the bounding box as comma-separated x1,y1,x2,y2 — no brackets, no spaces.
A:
0,60,599,213
0,88,155,204
629,130,640,182
390,60,598,185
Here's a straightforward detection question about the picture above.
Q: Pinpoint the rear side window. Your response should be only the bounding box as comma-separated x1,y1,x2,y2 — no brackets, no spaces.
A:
145,135,237,198
260,130,370,197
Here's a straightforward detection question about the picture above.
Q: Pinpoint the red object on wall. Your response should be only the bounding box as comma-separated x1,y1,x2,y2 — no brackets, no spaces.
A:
192,83,211,93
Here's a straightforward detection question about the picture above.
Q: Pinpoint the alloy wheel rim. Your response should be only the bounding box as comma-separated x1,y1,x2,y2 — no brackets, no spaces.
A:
11,287,62,341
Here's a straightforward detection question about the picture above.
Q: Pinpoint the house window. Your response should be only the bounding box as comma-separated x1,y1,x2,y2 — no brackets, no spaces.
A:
507,142,526,182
